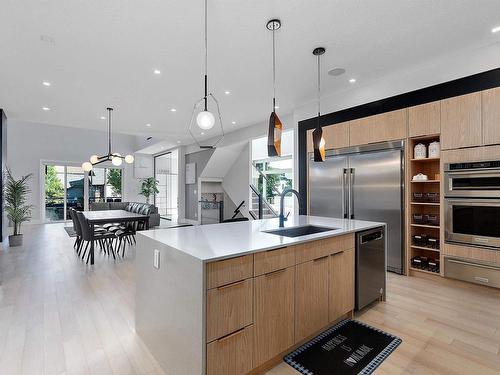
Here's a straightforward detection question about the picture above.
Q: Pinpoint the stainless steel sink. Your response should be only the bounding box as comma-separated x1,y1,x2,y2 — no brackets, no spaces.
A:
263,225,338,238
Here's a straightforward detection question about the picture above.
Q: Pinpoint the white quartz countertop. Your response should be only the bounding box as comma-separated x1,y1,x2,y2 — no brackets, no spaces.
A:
139,215,384,262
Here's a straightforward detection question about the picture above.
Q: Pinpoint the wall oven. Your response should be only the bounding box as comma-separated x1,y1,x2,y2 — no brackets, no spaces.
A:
444,161,500,249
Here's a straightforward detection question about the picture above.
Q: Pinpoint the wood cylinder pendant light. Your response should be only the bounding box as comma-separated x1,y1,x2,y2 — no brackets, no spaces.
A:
312,47,326,162
267,19,282,157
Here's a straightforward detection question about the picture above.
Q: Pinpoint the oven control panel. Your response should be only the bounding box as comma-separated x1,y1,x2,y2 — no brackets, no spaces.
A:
447,160,500,171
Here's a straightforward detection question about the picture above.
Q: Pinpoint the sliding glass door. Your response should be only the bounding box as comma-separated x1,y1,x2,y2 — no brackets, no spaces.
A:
154,150,178,220
43,163,123,222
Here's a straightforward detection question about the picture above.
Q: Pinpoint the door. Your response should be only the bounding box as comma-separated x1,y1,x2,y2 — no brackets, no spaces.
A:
309,155,348,218
329,248,355,322
254,267,295,367
348,149,403,274
295,256,329,342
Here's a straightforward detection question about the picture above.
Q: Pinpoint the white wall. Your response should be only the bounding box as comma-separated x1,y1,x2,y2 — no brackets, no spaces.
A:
7,120,145,223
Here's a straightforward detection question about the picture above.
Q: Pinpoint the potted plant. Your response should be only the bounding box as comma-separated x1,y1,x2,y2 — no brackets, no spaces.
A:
139,177,159,204
4,169,33,246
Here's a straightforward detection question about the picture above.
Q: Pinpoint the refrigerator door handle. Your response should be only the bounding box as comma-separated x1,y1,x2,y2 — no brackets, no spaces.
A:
349,168,355,219
342,168,348,218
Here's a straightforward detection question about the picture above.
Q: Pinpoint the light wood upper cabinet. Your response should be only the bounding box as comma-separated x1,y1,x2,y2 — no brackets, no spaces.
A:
408,101,441,137
482,87,500,146
295,257,329,342
306,121,350,153
329,248,355,322
440,92,481,150
349,109,407,146
254,267,295,367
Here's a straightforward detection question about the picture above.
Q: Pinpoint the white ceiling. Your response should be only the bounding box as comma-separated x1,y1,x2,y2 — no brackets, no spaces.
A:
1,0,500,145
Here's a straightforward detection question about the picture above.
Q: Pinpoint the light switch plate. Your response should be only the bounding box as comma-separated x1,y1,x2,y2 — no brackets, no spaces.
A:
153,249,160,269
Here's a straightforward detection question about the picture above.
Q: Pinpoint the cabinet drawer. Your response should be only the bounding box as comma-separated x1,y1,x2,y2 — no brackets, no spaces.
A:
206,278,253,342
206,254,253,289
207,325,254,375
295,234,354,264
254,247,295,276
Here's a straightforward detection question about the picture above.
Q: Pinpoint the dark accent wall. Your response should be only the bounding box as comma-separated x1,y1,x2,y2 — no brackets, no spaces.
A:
298,67,500,214
1,109,6,241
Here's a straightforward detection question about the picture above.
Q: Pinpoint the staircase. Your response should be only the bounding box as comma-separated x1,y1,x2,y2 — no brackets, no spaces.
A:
249,185,278,219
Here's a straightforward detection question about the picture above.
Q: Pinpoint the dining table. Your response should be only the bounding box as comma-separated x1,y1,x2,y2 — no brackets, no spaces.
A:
82,209,149,265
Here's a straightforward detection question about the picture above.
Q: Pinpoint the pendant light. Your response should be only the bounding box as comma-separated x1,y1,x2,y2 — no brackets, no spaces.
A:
188,0,224,149
312,47,326,162
266,19,282,157
82,108,134,172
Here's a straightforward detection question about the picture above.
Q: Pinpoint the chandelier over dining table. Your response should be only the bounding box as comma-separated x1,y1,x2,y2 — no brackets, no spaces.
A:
82,107,134,172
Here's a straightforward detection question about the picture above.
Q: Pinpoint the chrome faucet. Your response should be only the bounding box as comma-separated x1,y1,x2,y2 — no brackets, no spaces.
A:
279,188,300,227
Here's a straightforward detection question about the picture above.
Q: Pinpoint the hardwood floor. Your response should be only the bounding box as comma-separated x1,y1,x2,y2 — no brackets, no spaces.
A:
1,223,500,374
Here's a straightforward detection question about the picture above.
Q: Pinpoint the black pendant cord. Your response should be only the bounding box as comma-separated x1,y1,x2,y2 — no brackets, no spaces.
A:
272,24,276,112
317,53,321,129
107,107,113,156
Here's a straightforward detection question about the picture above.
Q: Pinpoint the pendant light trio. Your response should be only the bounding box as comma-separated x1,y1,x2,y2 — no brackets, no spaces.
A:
266,19,326,161
83,3,326,171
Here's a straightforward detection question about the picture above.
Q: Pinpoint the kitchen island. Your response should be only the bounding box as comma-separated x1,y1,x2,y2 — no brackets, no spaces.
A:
135,215,385,375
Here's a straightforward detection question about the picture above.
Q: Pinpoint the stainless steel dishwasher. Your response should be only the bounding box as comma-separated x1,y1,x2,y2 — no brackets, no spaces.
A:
356,227,386,311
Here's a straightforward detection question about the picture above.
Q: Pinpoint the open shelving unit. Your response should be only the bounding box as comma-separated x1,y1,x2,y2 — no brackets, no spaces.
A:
407,135,441,277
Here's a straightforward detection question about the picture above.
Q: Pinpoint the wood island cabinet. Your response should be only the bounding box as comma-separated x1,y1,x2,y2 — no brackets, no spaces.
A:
204,233,357,374
295,256,329,342
253,266,295,367
329,247,355,321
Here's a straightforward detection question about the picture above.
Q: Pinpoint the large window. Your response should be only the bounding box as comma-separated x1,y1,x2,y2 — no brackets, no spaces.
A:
43,163,123,222
154,150,179,220
251,130,294,214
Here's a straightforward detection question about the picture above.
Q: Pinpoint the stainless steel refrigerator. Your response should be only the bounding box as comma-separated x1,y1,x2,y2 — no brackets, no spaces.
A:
309,141,405,274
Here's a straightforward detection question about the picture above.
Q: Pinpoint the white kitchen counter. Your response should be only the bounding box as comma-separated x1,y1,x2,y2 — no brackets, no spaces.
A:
139,215,384,262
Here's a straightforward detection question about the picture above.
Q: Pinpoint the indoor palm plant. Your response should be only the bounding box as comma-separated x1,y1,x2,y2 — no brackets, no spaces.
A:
4,169,33,246
139,177,159,204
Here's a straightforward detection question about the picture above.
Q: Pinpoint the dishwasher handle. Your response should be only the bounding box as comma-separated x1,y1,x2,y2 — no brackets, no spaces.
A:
360,230,384,244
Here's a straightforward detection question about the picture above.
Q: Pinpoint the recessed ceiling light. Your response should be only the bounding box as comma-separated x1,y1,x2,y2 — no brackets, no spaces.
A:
231,121,236,125
42,81,51,87
201,132,205,135
177,140,181,144
170,108,177,112
328,67,346,76
100,116,106,120
224,91,231,95
160,146,164,149
492,26,500,33
146,123,151,127
349,78,356,83
153,69,161,75
42,106,50,111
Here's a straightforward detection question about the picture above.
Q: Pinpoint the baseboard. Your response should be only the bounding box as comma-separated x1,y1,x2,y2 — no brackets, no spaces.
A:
183,218,199,225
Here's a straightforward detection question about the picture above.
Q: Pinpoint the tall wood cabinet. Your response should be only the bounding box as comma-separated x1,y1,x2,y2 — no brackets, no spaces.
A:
482,87,500,146
408,101,441,137
349,109,407,146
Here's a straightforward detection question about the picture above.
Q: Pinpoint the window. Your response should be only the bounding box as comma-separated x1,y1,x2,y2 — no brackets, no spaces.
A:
89,167,122,204
251,130,294,214
154,150,179,220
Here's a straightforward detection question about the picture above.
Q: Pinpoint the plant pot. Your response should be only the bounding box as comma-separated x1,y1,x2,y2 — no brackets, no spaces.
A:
9,234,23,247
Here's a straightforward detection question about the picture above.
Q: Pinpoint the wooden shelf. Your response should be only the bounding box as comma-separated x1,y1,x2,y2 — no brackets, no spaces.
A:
411,224,440,229
410,267,440,276
411,245,440,253
411,180,440,183
410,157,440,162
410,202,440,206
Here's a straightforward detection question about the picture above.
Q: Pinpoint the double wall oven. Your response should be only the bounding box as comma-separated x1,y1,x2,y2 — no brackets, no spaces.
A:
444,160,500,249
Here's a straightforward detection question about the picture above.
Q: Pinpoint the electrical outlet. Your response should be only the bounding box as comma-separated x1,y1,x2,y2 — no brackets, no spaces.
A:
153,249,160,269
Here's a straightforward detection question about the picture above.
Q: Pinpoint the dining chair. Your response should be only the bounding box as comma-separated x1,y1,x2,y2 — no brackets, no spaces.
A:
69,208,83,252
76,211,117,263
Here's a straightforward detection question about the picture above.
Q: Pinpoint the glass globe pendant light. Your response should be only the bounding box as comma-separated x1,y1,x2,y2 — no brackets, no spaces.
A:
188,0,224,149
82,107,134,171
312,47,326,162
